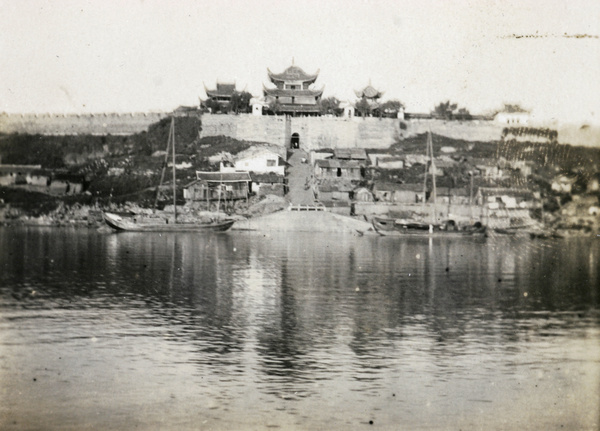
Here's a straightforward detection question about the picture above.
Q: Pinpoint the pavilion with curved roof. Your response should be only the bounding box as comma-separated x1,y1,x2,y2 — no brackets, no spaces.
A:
263,61,324,116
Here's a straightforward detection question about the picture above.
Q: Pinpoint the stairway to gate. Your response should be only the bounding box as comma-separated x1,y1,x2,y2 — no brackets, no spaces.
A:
285,149,317,206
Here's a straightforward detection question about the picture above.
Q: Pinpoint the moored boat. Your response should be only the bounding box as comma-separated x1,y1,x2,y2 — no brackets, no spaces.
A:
103,116,235,233
103,212,234,232
372,216,487,237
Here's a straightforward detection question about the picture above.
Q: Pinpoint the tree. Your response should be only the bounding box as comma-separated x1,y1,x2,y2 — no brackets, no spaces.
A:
268,99,282,115
380,99,405,118
355,97,371,118
432,101,471,120
204,98,221,114
320,97,342,116
432,100,458,119
228,91,253,114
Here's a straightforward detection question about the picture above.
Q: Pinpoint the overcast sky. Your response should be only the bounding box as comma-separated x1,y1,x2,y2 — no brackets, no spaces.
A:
1,0,599,124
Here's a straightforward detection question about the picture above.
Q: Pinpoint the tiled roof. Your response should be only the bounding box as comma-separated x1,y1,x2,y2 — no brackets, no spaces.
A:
315,159,362,169
354,85,383,99
263,86,323,97
334,148,367,160
318,179,355,192
477,187,535,199
194,171,251,183
205,82,237,97
251,172,286,183
268,65,319,83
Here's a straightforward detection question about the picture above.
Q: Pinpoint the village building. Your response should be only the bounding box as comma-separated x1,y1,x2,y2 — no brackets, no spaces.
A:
494,107,531,125
250,172,287,198
0,164,43,186
432,187,471,205
315,179,355,203
429,159,458,176
469,158,505,180
263,61,324,116
333,148,368,162
353,187,374,202
223,149,287,176
184,171,251,203
475,187,539,209
314,159,363,180
551,175,578,194
204,82,238,109
372,183,426,203
368,154,405,170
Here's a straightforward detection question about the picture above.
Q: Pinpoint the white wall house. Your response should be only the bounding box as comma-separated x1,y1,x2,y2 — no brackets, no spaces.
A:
495,111,530,125
221,150,286,176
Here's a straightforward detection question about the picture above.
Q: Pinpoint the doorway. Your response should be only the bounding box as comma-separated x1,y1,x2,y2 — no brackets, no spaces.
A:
291,133,300,149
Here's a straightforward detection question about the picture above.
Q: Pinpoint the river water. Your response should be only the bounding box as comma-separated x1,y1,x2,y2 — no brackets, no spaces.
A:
0,227,598,430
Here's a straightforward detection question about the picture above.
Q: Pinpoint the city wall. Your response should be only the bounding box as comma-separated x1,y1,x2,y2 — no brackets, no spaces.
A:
0,112,170,135
2,112,598,148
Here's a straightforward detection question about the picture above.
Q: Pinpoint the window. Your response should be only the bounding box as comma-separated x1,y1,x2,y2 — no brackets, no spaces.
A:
266,160,276,167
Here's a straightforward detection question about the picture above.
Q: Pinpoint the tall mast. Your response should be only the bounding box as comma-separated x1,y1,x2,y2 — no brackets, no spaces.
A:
171,117,177,223
153,119,173,213
429,130,437,224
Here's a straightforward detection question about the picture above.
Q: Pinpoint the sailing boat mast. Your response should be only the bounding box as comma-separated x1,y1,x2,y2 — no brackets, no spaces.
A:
153,117,174,213
171,117,177,223
421,130,437,223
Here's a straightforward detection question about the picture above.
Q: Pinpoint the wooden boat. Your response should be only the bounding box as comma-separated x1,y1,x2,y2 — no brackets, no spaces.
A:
372,131,487,238
103,212,234,232
372,216,487,237
104,117,235,232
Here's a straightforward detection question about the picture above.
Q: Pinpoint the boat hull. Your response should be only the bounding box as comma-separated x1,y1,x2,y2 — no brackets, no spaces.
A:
103,212,235,232
372,217,487,237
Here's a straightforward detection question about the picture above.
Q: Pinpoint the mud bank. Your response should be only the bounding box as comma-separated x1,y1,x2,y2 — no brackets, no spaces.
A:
232,210,376,234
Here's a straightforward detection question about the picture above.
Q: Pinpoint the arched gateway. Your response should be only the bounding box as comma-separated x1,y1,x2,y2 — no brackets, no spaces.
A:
290,132,300,149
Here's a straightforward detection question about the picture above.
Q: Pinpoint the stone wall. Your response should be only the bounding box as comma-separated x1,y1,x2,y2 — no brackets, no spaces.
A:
0,112,170,135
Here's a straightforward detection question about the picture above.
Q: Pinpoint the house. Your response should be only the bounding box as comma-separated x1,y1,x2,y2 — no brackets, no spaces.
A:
508,160,534,177
334,148,368,162
250,172,287,198
432,188,471,205
310,151,334,165
469,158,504,180
373,183,426,203
314,159,363,180
429,160,457,176
184,171,251,203
316,179,355,203
221,149,286,176
551,175,577,194
354,187,374,202
476,187,539,209
0,164,42,186
368,154,404,169
587,173,600,193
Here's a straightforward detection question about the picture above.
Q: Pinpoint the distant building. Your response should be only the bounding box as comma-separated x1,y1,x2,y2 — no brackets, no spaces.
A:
204,81,238,109
314,159,363,180
263,61,323,116
494,105,530,125
354,81,383,116
373,183,426,203
184,171,251,202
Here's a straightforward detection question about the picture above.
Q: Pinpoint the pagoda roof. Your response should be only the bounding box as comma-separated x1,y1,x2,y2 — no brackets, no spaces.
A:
263,85,324,97
355,84,383,99
267,64,319,83
204,82,237,97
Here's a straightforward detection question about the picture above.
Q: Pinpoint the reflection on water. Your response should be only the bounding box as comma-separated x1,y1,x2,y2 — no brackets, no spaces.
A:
0,227,599,430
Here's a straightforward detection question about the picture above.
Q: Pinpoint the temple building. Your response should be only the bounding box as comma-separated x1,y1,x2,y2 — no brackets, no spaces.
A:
263,61,324,116
354,81,383,116
204,81,238,109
